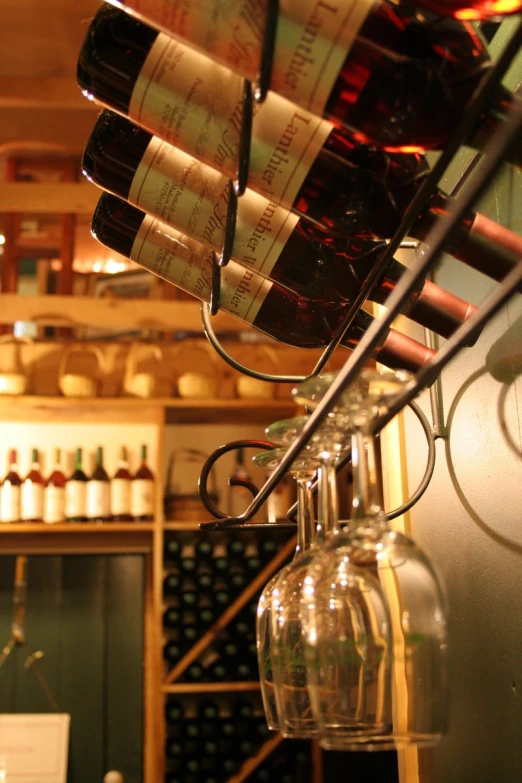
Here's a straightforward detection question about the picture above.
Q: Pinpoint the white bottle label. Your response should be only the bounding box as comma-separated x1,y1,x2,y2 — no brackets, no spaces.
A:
0,483,20,523
43,486,66,524
124,0,373,116
86,480,111,519
131,479,155,518
128,32,334,207
111,478,132,516
65,480,87,519
130,214,272,324
128,137,299,279
21,480,44,521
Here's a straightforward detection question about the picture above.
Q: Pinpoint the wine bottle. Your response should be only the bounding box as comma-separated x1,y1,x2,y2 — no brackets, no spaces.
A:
164,640,182,662
163,573,181,595
180,588,198,608
80,2,517,156
0,450,21,524
131,444,155,521
198,700,220,721
181,624,199,647
165,700,184,723
227,539,246,560
65,448,88,523
183,661,205,681
87,447,112,523
179,555,198,575
198,607,216,627
196,571,214,590
43,448,66,524
111,445,132,521
163,606,182,627
83,110,486,340
195,539,214,559
91,194,436,372
21,448,44,523
164,536,182,560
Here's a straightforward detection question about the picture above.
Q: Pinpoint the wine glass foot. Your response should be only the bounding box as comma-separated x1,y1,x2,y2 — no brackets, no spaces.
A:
320,732,444,752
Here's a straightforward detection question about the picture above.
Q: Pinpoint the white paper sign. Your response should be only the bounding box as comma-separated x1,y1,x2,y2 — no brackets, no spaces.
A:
0,714,70,783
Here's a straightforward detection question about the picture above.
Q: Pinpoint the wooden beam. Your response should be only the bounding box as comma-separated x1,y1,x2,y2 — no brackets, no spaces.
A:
0,77,91,109
0,294,248,332
0,183,101,213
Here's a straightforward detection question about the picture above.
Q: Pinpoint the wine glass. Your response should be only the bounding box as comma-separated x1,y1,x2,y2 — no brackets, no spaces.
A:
253,445,319,733
263,415,394,741
299,368,448,750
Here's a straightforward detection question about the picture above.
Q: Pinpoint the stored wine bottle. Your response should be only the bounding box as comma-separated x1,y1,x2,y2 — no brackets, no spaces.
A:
111,445,132,521
65,448,88,523
131,444,155,521
164,640,182,662
164,536,181,560
83,110,484,339
163,606,182,627
43,448,66,524
165,700,184,723
92,194,435,372
195,539,214,559
163,572,181,595
87,447,112,522
83,2,517,156
0,450,21,524
21,448,44,523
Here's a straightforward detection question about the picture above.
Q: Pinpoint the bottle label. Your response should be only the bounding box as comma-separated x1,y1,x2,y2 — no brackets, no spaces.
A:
130,214,272,324
86,480,111,519
128,136,299,279
0,483,20,523
128,31,334,206
111,478,132,515
21,480,44,521
131,478,155,517
43,486,66,524
125,0,373,116
65,480,87,518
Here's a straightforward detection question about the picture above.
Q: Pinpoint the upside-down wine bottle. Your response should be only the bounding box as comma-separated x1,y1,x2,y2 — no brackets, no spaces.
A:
91,192,436,372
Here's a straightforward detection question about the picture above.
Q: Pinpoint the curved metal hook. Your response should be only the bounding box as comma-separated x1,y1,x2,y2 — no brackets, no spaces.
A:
198,439,276,519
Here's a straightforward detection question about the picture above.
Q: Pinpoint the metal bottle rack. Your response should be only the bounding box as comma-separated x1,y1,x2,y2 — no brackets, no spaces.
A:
198,9,522,530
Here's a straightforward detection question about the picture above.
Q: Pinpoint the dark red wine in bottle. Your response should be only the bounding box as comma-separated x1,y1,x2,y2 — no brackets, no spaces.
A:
21,448,44,523
43,448,66,524
0,449,21,524
131,444,155,521
65,447,88,523
77,4,517,159
81,110,495,343
87,446,112,523
79,30,522,302
111,445,133,521
91,192,436,372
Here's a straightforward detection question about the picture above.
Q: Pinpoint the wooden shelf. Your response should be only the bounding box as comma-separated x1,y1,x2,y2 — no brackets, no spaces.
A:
0,396,297,424
228,734,284,783
0,523,154,554
162,681,261,694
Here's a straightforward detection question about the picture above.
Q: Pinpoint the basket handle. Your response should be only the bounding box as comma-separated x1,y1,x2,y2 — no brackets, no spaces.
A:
58,344,107,382
172,340,219,371
124,342,164,385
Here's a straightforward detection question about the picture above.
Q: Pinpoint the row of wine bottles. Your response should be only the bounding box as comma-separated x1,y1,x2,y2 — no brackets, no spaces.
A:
163,536,279,567
0,446,155,524
75,6,522,370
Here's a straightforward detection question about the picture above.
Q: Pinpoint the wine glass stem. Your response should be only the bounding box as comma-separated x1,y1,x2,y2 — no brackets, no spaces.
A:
317,456,338,538
296,476,315,554
351,428,383,521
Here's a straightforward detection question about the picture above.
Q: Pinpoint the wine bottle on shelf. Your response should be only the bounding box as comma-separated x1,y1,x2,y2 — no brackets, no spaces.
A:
164,640,182,662
87,447,112,523
65,448,88,523
180,624,199,647
83,108,522,309
43,448,66,524
21,448,44,523
196,571,214,591
183,661,205,682
195,539,214,561
91,194,436,373
227,538,246,560
165,700,184,723
198,607,216,628
179,555,198,576
163,572,182,595
198,700,220,721
163,605,182,627
164,536,182,560
0,450,21,524
131,444,155,521
78,3,519,158
111,445,132,521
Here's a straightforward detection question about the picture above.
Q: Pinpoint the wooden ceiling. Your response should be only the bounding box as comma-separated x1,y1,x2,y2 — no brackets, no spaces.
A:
0,0,100,157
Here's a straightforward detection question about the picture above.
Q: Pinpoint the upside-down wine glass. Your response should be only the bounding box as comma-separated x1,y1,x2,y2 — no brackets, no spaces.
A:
253,444,319,733
298,369,449,750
